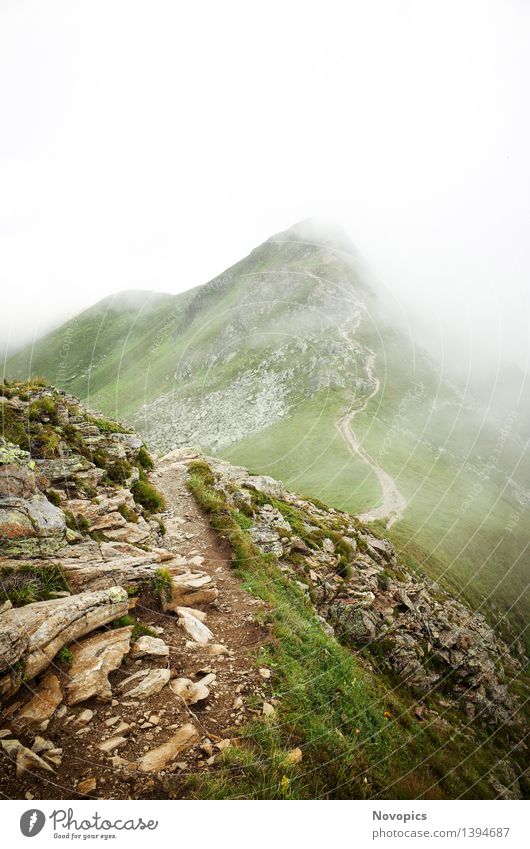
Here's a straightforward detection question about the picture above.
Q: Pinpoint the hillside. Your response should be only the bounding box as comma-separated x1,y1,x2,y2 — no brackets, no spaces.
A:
5,221,530,640
0,381,527,799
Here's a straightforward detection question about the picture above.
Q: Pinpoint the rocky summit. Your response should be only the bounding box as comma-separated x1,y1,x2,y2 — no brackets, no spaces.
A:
0,380,528,800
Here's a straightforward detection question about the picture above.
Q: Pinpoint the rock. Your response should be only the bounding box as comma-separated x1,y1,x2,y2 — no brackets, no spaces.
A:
0,587,129,697
162,571,218,610
31,736,56,754
137,723,198,772
122,668,170,699
76,776,97,795
17,745,56,777
130,636,169,658
1,738,55,778
16,673,63,728
249,525,283,556
174,605,207,622
262,702,275,717
35,455,96,485
176,608,213,644
97,736,128,753
89,512,127,532
67,626,133,705
0,463,36,499
74,708,94,727
170,677,210,705
104,523,151,544
328,603,377,644
0,493,66,556
63,556,186,593
259,667,271,679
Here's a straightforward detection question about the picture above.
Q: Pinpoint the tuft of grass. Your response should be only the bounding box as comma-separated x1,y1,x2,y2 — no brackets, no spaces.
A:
106,458,132,483
110,614,156,640
46,489,62,507
0,563,70,607
56,645,74,666
86,415,131,434
231,509,253,531
28,395,58,424
136,445,154,471
64,510,90,535
132,473,166,513
152,567,173,603
118,503,139,523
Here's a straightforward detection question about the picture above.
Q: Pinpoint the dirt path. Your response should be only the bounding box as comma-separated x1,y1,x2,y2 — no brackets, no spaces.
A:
336,327,406,528
0,452,269,801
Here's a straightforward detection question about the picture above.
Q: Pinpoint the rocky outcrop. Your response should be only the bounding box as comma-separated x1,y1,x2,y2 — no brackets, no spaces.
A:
0,587,129,697
0,444,67,557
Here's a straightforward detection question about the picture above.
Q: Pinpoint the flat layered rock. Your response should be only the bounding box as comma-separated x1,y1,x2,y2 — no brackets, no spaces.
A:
137,723,198,772
16,673,63,729
162,571,218,610
0,587,129,697
176,608,213,644
121,668,170,699
67,626,134,705
129,636,169,658
63,556,186,592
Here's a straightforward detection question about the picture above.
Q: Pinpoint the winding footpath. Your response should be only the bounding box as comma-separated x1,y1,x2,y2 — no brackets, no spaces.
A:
336,325,407,528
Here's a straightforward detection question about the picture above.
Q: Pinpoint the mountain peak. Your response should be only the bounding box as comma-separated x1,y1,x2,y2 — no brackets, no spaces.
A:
269,218,358,255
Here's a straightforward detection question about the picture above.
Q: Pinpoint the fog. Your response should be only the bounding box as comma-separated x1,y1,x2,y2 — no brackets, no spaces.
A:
1,1,529,378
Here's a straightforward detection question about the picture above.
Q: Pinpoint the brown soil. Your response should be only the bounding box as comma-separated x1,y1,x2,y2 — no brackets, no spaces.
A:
0,456,270,800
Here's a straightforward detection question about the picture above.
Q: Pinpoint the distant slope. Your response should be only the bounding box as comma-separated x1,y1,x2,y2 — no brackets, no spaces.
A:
6,221,529,637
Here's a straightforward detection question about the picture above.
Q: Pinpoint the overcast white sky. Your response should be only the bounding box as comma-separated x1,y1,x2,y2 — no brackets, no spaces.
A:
1,0,529,370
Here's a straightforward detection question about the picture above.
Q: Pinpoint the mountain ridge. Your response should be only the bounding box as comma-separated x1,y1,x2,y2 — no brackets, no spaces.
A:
5,222,530,641
0,379,527,799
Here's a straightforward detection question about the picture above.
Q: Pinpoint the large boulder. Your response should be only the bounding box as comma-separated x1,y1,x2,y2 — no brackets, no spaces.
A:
0,586,129,697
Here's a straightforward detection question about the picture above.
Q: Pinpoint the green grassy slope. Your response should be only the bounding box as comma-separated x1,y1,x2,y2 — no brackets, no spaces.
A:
5,222,529,637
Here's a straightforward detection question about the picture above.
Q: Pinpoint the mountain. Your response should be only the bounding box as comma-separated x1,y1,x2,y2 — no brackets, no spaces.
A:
5,221,530,640
0,381,527,799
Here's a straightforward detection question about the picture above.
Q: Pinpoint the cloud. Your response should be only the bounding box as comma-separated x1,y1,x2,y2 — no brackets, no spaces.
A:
1,0,529,371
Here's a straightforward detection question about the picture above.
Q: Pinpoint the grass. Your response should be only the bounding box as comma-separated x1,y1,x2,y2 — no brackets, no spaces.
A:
56,645,74,666
118,503,139,523
86,415,131,434
64,510,90,535
183,458,529,800
0,563,70,607
152,567,173,603
136,445,154,470
132,473,166,513
28,395,58,424
110,614,157,640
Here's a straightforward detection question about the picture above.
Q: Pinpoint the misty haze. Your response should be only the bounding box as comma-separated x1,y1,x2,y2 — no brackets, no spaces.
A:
0,0,528,810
